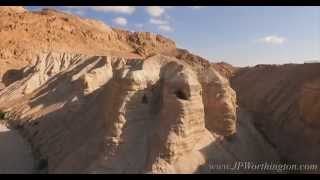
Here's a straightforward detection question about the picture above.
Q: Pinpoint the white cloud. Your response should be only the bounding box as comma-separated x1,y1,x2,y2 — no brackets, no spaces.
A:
61,8,85,16
66,6,135,14
149,18,168,25
158,25,173,32
112,17,127,26
145,7,174,32
74,9,85,16
90,6,135,14
145,6,167,17
258,35,287,45
61,9,74,14
190,6,206,10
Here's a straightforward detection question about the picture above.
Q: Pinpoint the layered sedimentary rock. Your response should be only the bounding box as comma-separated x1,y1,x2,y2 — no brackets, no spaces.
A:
0,52,279,173
299,77,320,128
164,48,238,79
0,6,235,87
0,7,283,174
0,7,175,82
231,63,320,163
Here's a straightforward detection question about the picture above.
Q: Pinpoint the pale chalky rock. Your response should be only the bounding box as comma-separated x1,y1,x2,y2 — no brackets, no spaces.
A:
0,52,280,173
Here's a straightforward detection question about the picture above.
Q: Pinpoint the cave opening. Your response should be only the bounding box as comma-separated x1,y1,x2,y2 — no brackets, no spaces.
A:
142,94,148,104
174,89,189,100
225,133,237,142
37,158,48,172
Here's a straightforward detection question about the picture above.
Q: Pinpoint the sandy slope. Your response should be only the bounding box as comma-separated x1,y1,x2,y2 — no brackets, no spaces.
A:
0,123,34,173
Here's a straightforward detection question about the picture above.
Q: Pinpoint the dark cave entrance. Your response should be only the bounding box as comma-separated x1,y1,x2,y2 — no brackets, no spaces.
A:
174,89,189,100
142,94,148,104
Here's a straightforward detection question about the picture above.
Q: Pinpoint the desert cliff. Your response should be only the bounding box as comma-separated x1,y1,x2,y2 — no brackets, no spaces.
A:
0,6,318,174
231,63,320,164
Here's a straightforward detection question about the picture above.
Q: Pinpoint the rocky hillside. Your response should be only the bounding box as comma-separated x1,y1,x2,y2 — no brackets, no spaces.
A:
164,48,238,79
0,7,282,173
231,63,320,164
0,7,235,87
0,52,280,173
3,6,320,174
0,7,176,83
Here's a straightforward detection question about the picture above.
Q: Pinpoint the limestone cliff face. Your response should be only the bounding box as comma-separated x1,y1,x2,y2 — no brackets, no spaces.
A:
0,52,236,173
164,48,238,79
231,63,320,163
0,52,278,173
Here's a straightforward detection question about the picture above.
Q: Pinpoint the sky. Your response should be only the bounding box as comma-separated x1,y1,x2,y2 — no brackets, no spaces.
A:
26,6,320,67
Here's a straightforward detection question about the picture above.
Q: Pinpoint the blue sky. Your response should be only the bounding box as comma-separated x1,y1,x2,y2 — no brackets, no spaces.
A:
26,6,320,67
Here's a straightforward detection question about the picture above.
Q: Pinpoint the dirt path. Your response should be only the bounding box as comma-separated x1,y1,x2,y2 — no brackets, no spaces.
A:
0,123,34,174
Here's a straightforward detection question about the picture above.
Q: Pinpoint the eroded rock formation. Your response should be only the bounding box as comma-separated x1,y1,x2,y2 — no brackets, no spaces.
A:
0,6,293,174
231,63,320,164
0,7,175,83
0,51,280,173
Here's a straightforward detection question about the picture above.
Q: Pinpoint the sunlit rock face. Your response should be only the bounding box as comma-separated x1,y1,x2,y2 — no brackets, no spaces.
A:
0,52,247,173
0,7,283,174
0,6,176,83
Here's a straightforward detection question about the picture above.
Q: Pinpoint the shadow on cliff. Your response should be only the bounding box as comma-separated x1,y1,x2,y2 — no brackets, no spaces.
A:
6,56,113,173
88,62,182,173
0,125,35,174
6,56,159,173
196,109,281,174
5,58,263,173
229,63,320,169
27,56,105,108
2,68,24,87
